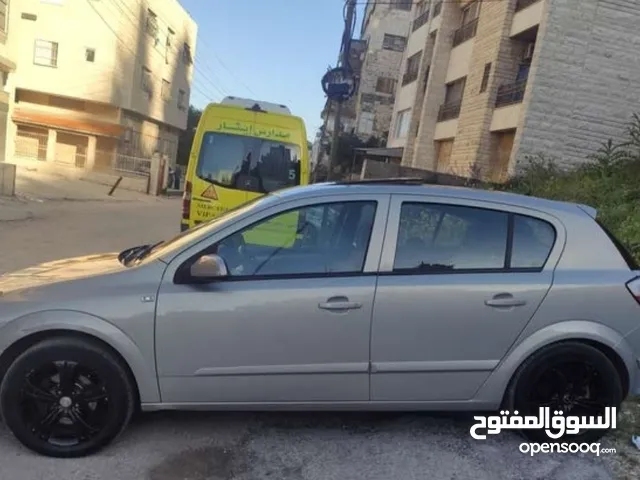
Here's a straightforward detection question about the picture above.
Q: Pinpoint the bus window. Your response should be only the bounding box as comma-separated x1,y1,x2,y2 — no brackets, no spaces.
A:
196,132,300,195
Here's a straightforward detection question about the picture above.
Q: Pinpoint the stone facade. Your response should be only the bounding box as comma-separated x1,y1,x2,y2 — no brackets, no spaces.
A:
354,2,412,142
392,0,640,182
513,0,640,173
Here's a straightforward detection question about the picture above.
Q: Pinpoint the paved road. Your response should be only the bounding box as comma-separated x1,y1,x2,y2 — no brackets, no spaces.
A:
0,187,616,480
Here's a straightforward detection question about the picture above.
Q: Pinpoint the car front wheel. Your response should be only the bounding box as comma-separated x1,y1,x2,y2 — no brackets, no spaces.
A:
504,341,623,444
0,337,135,457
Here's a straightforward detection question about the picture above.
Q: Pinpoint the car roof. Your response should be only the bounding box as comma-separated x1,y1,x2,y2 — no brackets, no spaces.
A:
272,179,597,219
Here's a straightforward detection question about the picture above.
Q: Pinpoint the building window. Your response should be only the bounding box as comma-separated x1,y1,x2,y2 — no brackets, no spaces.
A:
178,89,187,110
394,108,411,139
479,62,491,93
85,48,96,63
141,66,153,95
183,42,193,64
461,0,480,26
161,79,171,101
453,0,480,46
0,0,8,34
357,112,375,136
146,9,158,38
402,51,422,85
34,40,59,67
438,77,466,121
376,77,397,95
166,28,174,64
393,0,412,11
382,34,407,52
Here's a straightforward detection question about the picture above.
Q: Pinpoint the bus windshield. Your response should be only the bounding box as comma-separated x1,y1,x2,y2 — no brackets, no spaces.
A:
196,132,301,194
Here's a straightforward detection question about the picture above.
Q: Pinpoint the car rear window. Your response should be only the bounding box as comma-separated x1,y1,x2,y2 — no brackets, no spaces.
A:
596,220,639,270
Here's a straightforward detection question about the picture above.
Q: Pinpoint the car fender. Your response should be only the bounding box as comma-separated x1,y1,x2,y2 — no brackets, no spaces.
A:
473,319,636,406
0,309,159,403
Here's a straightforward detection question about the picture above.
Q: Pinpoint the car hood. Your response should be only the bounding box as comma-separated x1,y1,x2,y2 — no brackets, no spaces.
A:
0,252,126,296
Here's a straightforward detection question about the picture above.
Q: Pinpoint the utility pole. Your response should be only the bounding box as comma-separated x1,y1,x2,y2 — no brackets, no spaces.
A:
327,0,357,181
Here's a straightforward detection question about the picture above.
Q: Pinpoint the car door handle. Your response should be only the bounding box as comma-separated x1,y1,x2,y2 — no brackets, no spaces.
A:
318,296,363,312
485,295,527,308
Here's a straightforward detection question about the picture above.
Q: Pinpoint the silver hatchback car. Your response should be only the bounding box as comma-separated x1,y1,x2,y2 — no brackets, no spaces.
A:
1,179,639,457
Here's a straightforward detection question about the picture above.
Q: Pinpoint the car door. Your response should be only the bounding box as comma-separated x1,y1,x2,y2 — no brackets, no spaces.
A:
155,193,390,404
370,194,562,403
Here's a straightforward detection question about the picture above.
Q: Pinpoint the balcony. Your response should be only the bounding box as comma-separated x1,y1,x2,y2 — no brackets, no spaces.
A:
515,0,541,12
437,100,462,122
433,1,442,17
452,18,478,47
402,70,419,86
412,10,429,31
495,80,527,108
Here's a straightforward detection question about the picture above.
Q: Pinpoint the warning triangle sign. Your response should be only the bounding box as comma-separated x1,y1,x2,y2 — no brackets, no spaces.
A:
201,185,218,200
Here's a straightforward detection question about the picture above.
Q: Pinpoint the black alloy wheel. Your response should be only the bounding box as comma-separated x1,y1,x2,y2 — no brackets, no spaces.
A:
0,337,135,457
505,342,623,444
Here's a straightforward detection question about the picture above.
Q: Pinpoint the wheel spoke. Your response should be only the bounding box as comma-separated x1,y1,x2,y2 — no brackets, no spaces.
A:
38,407,63,429
56,361,77,394
22,378,57,403
68,408,100,436
77,385,108,403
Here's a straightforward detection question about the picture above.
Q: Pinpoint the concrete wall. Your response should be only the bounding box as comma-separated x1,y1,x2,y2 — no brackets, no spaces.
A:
355,3,412,141
11,0,197,131
512,0,640,173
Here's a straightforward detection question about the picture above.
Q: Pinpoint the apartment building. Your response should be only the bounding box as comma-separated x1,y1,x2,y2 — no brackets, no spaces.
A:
0,0,16,165
353,0,412,142
388,0,640,182
7,0,196,178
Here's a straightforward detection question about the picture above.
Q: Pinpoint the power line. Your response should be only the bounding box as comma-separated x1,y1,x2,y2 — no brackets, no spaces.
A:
107,0,228,100
177,3,257,98
84,0,217,104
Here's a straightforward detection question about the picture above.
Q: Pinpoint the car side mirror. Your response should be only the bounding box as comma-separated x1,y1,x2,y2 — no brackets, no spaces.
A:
190,254,229,279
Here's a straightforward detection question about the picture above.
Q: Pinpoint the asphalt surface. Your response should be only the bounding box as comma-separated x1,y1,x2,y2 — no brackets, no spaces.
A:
0,174,616,479
0,411,614,480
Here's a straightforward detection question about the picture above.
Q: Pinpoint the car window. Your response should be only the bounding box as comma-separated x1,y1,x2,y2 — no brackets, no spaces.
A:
511,215,556,269
214,201,377,277
394,202,508,272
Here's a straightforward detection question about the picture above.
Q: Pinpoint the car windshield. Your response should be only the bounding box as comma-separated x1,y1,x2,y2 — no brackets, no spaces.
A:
196,132,301,194
130,195,271,265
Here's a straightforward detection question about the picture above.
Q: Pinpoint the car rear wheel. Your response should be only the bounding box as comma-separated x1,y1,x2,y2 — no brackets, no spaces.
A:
0,337,135,457
504,342,623,444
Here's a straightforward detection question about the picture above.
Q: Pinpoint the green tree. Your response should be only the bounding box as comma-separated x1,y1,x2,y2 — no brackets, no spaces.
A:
176,105,203,166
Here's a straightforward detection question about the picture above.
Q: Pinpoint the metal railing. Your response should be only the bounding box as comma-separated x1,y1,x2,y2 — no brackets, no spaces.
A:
495,80,527,107
496,80,527,107
437,100,462,121
452,18,479,47
14,132,48,161
433,1,442,17
515,0,541,12
402,70,419,86
113,154,152,177
412,10,429,31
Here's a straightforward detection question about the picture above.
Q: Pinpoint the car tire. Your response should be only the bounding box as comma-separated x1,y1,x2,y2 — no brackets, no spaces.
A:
504,341,623,444
0,337,135,458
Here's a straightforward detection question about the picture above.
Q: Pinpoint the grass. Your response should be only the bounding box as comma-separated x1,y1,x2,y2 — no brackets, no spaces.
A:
499,117,640,478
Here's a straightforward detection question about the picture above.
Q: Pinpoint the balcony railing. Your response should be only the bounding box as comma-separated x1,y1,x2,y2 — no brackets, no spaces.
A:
515,0,541,12
433,1,442,17
495,80,527,107
412,10,429,31
402,70,419,86
437,100,462,122
452,18,478,47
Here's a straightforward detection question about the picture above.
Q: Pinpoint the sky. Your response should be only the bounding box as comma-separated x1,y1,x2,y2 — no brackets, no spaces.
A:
180,0,366,141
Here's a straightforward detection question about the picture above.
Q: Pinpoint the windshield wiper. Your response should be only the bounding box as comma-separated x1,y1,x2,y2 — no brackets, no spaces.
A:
125,241,164,265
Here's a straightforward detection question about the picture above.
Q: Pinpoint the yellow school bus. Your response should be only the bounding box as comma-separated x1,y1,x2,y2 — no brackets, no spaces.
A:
181,97,310,237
